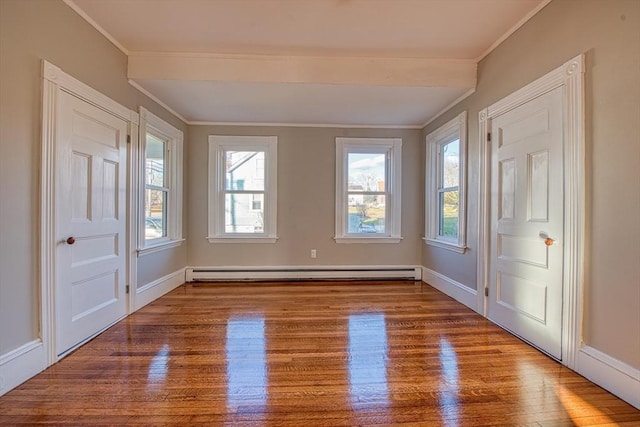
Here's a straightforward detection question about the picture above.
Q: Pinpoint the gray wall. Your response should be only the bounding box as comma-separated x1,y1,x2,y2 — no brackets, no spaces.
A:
187,126,423,267
0,0,187,354
422,0,640,369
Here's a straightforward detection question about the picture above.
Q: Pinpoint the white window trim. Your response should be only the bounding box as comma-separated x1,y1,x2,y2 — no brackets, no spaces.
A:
424,111,467,253
208,135,278,243
138,107,184,255
335,137,402,244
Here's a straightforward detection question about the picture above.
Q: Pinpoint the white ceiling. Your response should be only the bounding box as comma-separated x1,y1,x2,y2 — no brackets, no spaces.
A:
66,0,549,127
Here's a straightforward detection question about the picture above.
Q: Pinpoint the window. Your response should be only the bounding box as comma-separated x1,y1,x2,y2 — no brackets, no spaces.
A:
138,107,183,254
425,111,467,253
335,137,402,243
208,135,277,243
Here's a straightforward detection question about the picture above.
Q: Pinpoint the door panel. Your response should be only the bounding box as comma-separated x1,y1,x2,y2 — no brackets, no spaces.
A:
56,91,128,356
528,150,549,221
489,86,564,360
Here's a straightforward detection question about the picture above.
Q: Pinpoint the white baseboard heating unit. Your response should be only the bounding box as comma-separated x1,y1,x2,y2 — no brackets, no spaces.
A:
185,266,422,282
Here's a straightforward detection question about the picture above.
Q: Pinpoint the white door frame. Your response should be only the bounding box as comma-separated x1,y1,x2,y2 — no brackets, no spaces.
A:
477,54,585,369
40,60,139,366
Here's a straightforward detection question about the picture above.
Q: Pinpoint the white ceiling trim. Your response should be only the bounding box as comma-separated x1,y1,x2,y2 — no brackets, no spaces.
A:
63,0,129,55
128,52,477,89
475,0,553,62
187,121,422,130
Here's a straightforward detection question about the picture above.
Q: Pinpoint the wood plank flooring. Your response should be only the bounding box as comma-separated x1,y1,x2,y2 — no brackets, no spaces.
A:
1,281,638,426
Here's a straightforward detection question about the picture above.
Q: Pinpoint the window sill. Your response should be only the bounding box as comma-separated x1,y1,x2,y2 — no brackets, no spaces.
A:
207,236,278,244
138,238,185,257
423,237,467,254
334,236,403,244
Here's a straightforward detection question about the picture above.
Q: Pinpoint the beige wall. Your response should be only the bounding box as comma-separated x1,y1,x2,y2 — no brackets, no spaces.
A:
187,126,423,267
1,0,637,381
0,0,187,354
422,0,640,368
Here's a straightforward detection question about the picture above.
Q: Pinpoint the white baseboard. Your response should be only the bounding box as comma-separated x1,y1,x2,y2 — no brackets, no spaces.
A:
134,268,185,311
0,339,46,397
576,345,640,409
421,266,478,312
186,265,422,282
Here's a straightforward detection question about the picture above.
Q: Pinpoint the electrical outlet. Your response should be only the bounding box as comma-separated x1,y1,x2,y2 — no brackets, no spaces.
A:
310,249,317,259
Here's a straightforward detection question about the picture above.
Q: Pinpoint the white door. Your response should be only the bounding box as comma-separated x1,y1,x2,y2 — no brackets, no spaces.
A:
488,86,564,360
56,90,128,356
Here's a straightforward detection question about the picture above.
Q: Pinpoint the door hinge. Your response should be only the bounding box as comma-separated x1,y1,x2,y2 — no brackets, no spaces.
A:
126,134,131,143
485,287,489,297
487,132,492,142
126,285,130,294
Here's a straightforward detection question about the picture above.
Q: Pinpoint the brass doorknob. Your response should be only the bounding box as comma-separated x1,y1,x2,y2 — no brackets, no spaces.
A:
544,237,554,246
66,237,76,245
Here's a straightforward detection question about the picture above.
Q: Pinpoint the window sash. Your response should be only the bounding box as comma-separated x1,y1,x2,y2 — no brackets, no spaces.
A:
346,191,389,235
335,138,402,242
138,107,184,253
144,134,170,243
437,187,459,239
346,151,389,236
208,136,277,242
424,111,467,253
144,188,168,240
219,151,270,236
146,183,169,193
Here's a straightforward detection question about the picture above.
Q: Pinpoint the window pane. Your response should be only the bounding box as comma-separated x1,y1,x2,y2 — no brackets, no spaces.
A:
145,189,166,239
225,151,265,191
442,139,460,188
439,189,459,238
347,194,386,234
348,153,386,191
146,133,166,187
225,193,265,233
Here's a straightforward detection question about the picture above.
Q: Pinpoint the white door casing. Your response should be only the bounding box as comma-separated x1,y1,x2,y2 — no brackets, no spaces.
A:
39,61,139,369
488,86,564,360
55,91,128,356
477,54,585,369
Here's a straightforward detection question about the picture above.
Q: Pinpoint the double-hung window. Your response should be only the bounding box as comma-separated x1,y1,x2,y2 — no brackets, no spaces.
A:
138,107,183,254
335,137,402,243
208,135,277,243
425,111,467,253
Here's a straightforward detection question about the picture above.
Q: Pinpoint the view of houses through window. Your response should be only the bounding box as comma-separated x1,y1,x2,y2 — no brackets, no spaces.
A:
347,152,387,234
208,135,277,242
224,150,266,233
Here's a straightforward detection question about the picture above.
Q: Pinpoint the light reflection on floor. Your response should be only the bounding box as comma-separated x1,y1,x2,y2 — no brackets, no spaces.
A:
147,344,170,388
439,337,460,426
555,384,615,424
226,316,267,410
348,313,389,408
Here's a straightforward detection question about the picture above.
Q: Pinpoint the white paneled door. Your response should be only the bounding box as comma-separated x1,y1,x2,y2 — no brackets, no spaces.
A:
488,86,564,360
55,91,128,356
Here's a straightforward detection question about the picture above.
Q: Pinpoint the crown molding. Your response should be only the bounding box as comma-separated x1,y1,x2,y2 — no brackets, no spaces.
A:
63,0,129,55
475,0,553,62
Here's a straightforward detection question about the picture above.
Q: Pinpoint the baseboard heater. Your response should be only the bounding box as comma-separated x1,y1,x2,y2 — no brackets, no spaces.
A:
185,266,422,282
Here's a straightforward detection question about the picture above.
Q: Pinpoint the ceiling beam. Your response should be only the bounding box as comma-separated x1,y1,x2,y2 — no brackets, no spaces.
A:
128,52,476,89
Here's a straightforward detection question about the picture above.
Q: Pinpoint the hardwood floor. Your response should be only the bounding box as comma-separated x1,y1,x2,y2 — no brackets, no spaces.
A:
1,281,638,426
